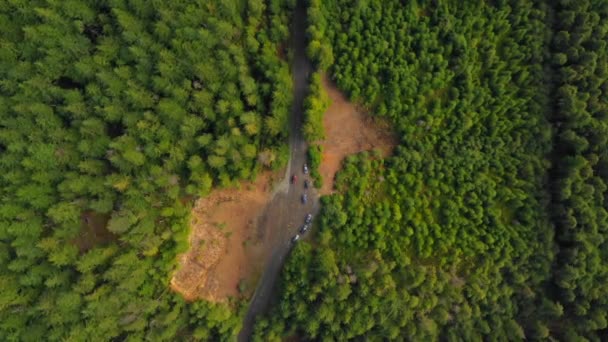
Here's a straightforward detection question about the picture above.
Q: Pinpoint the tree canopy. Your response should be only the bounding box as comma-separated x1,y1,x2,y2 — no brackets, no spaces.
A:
255,0,608,340
0,0,294,340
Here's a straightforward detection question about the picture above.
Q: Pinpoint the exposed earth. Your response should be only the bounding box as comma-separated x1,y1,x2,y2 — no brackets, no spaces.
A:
170,171,283,302
170,0,397,339
318,75,398,195
237,1,318,339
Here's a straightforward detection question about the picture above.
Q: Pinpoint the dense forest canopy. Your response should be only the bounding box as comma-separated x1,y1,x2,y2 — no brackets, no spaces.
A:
1,0,608,340
254,0,608,340
0,0,294,340
550,0,608,338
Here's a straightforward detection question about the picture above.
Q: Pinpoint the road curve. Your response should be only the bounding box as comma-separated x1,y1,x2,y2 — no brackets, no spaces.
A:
237,1,317,341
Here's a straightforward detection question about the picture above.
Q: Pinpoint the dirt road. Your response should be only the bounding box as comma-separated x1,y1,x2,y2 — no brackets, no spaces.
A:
237,1,317,340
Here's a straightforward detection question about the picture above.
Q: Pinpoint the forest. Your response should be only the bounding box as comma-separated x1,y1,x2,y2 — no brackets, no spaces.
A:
254,0,608,340
0,0,295,340
1,0,607,341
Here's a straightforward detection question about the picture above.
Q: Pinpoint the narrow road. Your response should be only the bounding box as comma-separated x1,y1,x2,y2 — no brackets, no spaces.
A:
237,1,317,341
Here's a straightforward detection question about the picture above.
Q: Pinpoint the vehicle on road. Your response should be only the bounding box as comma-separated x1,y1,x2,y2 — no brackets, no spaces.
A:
305,213,312,224
303,163,309,174
300,224,309,234
301,193,308,204
304,179,309,189
291,234,300,243
238,3,317,339
291,174,297,184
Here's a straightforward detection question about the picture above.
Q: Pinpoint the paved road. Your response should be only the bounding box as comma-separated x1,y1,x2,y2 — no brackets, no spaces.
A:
237,1,317,341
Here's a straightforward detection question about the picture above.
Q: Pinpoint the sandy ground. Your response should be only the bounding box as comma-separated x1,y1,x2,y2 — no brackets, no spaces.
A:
318,75,398,195
171,171,281,302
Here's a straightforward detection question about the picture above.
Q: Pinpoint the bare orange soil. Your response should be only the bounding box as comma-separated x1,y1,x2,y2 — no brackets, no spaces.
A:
171,171,280,302
171,76,395,303
319,75,397,194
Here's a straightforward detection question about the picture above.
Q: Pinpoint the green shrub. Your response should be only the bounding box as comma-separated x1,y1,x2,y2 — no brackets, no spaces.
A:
308,144,324,188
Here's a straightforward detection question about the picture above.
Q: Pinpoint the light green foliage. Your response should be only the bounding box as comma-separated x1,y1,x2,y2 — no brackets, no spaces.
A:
303,71,330,142
306,0,334,69
307,144,323,188
0,0,294,340
302,70,329,187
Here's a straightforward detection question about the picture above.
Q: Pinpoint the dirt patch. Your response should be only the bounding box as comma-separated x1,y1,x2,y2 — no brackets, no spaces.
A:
171,171,281,302
73,211,114,253
318,75,398,195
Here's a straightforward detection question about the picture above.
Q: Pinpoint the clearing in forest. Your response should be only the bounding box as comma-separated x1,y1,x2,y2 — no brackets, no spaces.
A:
73,211,114,253
171,171,281,302
319,75,397,195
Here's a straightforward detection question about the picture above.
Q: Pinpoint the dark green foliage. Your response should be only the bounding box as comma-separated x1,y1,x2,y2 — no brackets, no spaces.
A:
0,0,293,340
253,0,578,340
548,0,608,339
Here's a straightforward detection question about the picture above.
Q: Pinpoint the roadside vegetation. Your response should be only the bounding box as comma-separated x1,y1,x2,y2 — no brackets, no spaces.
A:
302,72,329,143
300,0,333,188
303,71,330,187
0,0,294,340
255,0,608,340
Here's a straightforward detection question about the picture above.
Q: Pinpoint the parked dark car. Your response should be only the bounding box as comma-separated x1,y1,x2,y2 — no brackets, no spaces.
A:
291,174,297,184
304,179,310,189
300,224,309,234
301,193,308,204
